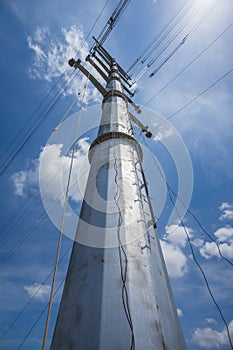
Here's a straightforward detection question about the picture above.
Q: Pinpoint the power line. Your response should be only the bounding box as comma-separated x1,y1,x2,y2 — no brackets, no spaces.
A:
0,92,84,249
169,189,233,268
141,132,233,347
0,242,72,342
132,0,223,94
165,67,233,123
0,166,89,272
131,0,208,81
0,75,93,253
75,0,111,60
0,163,88,269
16,277,66,350
156,154,233,267
145,21,233,105
144,67,233,135
0,0,113,261
91,0,131,51
41,78,89,350
127,0,193,74
0,0,109,177
0,71,68,162
0,70,79,176
168,192,233,350
140,135,233,268
133,36,188,94
1,0,114,254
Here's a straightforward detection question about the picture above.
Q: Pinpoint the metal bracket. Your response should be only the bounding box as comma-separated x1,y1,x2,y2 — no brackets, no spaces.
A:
129,112,152,138
86,55,109,83
69,58,107,96
68,58,142,115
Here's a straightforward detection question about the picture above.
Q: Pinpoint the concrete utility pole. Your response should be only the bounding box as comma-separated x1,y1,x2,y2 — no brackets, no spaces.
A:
51,55,186,349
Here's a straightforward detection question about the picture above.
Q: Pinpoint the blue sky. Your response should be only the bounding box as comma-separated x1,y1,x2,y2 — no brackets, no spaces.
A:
0,0,233,349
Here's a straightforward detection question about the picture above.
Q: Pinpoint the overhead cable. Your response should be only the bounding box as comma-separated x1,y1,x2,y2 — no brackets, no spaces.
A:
132,0,223,93
0,166,87,270
168,193,233,350
133,36,188,94
75,0,111,59
16,277,66,350
165,67,233,123
141,134,233,348
0,243,72,342
41,77,90,350
131,0,208,81
147,147,233,268
0,0,109,177
127,0,193,74
145,21,233,105
0,72,67,162
91,0,131,51
0,71,79,177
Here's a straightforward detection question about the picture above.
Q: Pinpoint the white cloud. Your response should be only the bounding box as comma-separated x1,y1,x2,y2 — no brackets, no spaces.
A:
192,320,233,348
40,138,89,205
219,202,232,211
27,25,101,104
160,240,187,277
206,318,217,325
11,160,39,197
24,282,50,302
219,202,233,221
214,226,233,242
27,37,46,59
177,308,183,317
199,226,233,260
11,171,27,196
220,210,233,221
160,224,191,278
11,138,90,204
200,241,233,260
153,127,174,142
164,224,191,247
192,238,204,247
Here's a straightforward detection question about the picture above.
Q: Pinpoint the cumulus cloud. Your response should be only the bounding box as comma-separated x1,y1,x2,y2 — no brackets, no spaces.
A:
160,224,191,278
191,238,204,247
205,318,217,325
200,241,233,260
11,171,27,196
192,320,233,348
214,226,233,241
40,138,89,205
11,159,39,197
27,25,101,104
153,126,174,142
164,224,191,247
24,282,50,302
177,308,183,317
199,226,233,260
12,138,90,204
219,202,233,221
160,240,187,278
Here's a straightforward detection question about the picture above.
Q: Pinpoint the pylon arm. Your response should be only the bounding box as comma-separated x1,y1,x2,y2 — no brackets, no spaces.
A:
129,112,148,130
92,52,109,74
69,58,142,115
86,55,134,97
69,58,107,96
129,112,152,138
86,55,109,83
